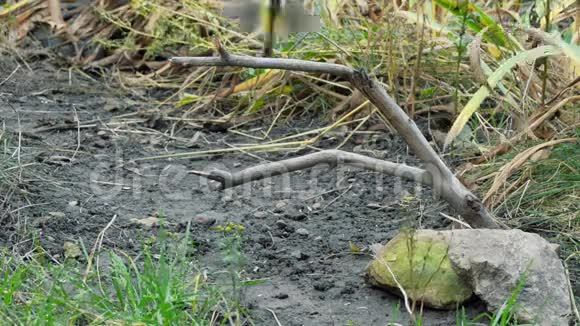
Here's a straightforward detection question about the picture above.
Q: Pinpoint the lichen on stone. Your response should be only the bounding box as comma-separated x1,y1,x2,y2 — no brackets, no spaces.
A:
366,230,473,309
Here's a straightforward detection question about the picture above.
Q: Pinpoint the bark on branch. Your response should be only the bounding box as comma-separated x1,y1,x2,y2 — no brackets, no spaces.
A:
171,45,500,229
189,150,430,189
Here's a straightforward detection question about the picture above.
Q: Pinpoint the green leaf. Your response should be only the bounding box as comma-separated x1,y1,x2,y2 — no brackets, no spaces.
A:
433,0,512,48
176,93,203,108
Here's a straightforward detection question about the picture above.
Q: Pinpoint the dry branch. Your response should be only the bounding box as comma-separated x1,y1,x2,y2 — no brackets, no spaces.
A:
172,45,500,229
189,150,430,189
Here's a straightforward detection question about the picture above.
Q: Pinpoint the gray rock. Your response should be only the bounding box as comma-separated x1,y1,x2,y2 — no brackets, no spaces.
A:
275,219,294,233
296,228,310,237
274,201,287,213
368,229,572,325
442,229,572,326
275,219,288,229
253,211,268,219
193,211,223,225
194,214,216,226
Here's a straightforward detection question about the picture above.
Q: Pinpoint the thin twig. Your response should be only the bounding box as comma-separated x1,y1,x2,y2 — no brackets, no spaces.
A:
84,214,117,282
321,184,352,210
0,63,20,86
265,308,283,326
373,251,415,323
71,104,81,160
439,212,472,229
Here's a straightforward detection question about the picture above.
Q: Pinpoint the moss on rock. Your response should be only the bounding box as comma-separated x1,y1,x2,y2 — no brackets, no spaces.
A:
366,230,472,309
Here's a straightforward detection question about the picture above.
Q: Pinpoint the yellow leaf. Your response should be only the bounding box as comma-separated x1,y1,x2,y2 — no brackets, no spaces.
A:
349,241,362,253
487,44,501,59
231,69,283,95
130,216,159,228
444,45,562,149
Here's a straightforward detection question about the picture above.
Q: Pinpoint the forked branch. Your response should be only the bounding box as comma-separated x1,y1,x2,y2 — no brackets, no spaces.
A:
172,42,500,229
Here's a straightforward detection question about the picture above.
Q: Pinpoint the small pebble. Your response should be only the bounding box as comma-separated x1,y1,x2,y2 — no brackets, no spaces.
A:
97,130,110,140
274,293,289,299
296,228,309,237
253,211,268,219
68,200,79,207
275,219,288,229
273,201,287,213
194,215,216,226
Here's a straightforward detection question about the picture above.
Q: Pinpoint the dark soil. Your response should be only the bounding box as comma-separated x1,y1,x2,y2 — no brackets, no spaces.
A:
0,55,487,325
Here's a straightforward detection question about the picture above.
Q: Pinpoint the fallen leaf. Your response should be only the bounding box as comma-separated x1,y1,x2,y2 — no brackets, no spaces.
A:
228,70,283,96
130,216,159,228
349,241,362,253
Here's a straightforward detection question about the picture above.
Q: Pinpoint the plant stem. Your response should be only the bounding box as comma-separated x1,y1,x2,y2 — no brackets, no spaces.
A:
541,0,550,105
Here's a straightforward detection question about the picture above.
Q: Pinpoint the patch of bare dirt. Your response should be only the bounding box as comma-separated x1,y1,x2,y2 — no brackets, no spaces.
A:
0,55,486,325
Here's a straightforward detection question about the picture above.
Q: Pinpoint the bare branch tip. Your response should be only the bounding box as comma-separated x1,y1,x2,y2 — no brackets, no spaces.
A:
188,170,224,183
